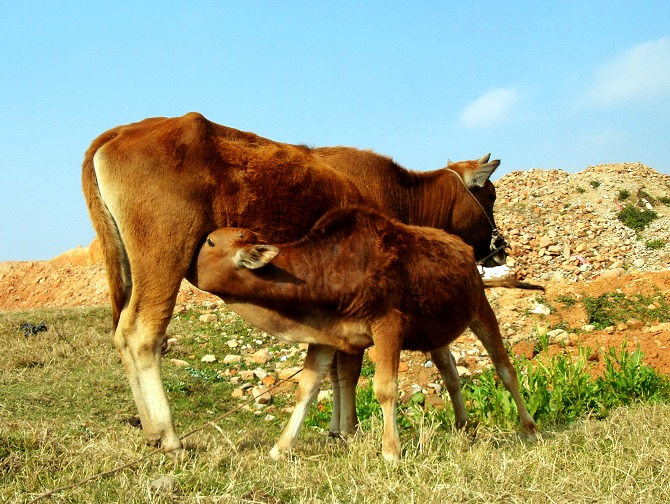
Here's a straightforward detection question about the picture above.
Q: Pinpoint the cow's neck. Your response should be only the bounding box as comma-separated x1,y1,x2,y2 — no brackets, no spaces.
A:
399,170,456,230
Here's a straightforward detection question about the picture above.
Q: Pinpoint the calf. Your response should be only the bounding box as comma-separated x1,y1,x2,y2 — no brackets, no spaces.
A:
188,206,537,462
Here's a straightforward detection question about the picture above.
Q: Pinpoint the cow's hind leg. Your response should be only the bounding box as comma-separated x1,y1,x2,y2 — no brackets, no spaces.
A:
429,346,468,429
328,350,363,437
115,279,184,454
470,303,537,438
270,344,337,459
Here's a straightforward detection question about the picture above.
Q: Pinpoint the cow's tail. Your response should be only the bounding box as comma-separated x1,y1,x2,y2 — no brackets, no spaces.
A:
482,278,545,292
82,132,131,329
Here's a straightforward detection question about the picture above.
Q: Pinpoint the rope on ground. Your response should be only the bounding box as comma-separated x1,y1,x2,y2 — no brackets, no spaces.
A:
27,367,303,503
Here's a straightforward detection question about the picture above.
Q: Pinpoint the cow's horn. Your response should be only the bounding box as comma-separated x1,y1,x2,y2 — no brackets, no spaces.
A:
478,153,491,165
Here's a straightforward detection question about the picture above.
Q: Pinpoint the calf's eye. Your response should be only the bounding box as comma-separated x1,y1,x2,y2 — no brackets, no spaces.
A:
207,238,215,247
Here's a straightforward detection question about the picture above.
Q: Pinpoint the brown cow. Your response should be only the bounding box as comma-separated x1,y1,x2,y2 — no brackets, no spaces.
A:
82,112,504,454
188,206,538,462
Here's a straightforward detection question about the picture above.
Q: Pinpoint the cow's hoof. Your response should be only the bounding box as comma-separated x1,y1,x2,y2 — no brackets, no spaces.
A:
269,445,284,460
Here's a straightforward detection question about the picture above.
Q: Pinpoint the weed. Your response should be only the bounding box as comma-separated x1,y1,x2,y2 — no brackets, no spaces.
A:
659,195,670,206
556,294,578,307
617,204,658,232
617,189,631,201
590,180,601,189
645,239,665,250
576,187,586,194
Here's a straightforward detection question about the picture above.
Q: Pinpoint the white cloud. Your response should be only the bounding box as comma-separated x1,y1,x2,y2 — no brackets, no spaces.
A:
460,87,519,128
587,36,670,106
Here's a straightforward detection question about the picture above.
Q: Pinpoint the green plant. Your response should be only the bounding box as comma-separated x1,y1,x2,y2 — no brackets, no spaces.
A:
617,204,658,232
645,239,666,250
659,195,670,206
590,180,601,189
576,187,586,194
617,189,630,201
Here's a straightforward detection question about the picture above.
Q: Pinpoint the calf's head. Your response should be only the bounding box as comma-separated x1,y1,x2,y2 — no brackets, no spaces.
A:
446,153,507,268
189,228,279,295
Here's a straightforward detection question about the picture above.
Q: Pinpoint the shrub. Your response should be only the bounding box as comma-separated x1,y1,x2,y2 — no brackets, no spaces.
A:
617,204,658,232
617,189,630,201
590,180,601,189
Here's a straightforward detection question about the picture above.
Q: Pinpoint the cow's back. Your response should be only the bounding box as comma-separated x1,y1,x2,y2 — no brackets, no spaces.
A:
92,113,364,243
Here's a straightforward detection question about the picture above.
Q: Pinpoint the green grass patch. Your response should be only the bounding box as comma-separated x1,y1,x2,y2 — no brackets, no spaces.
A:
645,238,666,250
582,291,669,330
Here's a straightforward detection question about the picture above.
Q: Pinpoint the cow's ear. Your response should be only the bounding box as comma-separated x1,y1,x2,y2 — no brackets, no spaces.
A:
235,245,279,269
465,157,500,188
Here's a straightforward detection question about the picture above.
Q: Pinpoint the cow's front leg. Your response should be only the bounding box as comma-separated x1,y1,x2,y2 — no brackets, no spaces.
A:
270,344,337,459
329,350,363,437
430,345,469,429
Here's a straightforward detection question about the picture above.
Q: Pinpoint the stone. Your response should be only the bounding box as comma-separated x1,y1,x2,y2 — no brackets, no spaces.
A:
278,367,303,382
252,385,272,404
456,366,471,377
253,367,268,380
223,354,242,364
251,349,271,364
201,354,217,363
199,313,218,323
169,358,189,367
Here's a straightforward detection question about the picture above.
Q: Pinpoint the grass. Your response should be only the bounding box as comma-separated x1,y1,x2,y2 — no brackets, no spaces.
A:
3,305,670,502
582,291,669,330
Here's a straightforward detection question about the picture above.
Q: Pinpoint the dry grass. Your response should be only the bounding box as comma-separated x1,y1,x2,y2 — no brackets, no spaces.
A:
2,307,670,503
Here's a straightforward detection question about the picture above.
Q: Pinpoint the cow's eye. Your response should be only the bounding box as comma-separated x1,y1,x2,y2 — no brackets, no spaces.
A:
207,238,215,247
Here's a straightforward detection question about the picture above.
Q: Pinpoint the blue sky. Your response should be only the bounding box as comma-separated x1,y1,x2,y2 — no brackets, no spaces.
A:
1,1,669,261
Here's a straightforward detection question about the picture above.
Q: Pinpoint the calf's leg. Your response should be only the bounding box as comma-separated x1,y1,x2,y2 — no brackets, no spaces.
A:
429,346,469,429
270,344,337,459
469,302,537,438
371,313,404,462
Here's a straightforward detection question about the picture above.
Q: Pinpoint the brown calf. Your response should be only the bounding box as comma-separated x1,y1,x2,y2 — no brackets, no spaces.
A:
188,206,537,462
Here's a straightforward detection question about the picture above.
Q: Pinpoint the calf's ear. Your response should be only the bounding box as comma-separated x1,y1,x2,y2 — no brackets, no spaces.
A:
235,245,280,270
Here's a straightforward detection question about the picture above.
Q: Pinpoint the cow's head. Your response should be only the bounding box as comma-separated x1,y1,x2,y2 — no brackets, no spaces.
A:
188,228,279,294
444,154,507,268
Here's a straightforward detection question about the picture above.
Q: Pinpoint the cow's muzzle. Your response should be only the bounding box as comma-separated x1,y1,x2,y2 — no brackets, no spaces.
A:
479,230,508,268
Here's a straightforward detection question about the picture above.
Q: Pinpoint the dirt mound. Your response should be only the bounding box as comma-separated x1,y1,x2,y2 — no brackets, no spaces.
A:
1,163,668,375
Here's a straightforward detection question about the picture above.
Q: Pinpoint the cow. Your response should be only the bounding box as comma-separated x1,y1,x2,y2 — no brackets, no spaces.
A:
187,206,538,462
82,112,505,454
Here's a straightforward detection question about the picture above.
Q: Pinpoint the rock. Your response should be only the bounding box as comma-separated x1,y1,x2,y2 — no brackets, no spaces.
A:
278,367,302,382
169,358,189,367
253,367,268,380
201,354,217,363
456,366,471,377
251,349,271,364
150,476,179,495
252,385,272,404
223,354,242,364
199,313,218,323
231,388,245,398
239,370,255,381
512,341,536,360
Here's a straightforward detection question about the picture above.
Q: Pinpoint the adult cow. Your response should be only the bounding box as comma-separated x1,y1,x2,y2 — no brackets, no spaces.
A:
82,112,504,454
188,207,537,462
